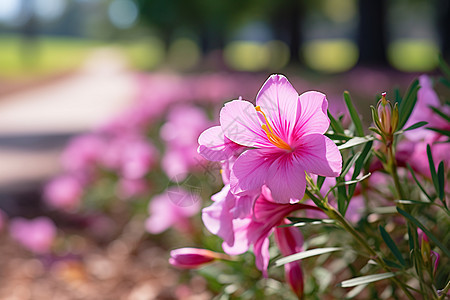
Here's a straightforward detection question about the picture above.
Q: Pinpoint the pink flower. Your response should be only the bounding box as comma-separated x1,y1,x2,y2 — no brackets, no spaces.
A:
161,104,211,179
204,185,320,277
169,247,230,269
61,134,105,173
9,217,57,254
43,175,83,211
145,187,201,234
199,74,342,203
275,224,305,300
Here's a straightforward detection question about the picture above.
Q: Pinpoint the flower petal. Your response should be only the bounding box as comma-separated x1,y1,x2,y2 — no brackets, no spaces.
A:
293,91,329,138
220,100,270,147
198,126,242,161
230,149,272,195
265,155,307,203
294,134,342,177
255,74,300,140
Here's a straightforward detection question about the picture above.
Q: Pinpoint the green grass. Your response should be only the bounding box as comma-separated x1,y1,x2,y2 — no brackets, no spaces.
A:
0,35,100,79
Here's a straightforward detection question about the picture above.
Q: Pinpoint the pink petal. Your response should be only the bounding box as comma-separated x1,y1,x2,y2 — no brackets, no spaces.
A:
294,134,342,177
254,233,271,277
220,100,270,148
255,74,300,141
265,155,307,203
198,126,243,161
293,91,329,138
230,149,272,195
222,218,252,255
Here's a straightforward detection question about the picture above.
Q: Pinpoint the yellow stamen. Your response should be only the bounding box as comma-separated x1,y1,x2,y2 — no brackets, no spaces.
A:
255,106,291,150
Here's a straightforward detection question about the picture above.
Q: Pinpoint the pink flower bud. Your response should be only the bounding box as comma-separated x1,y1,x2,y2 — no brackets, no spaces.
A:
169,248,225,269
285,262,305,300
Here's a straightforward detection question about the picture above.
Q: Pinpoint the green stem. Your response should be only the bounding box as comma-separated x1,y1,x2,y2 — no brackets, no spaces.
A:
438,280,450,300
323,204,416,300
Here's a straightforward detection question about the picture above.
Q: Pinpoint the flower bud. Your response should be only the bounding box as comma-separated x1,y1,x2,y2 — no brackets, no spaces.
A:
376,92,398,135
169,248,229,269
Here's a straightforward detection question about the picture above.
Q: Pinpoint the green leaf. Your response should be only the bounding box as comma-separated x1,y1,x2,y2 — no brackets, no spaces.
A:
338,136,374,150
395,199,431,205
339,273,396,288
437,161,445,203
336,173,371,186
406,164,434,202
379,226,406,266
337,179,348,215
341,152,361,177
317,176,325,189
325,132,353,141
328,110,345,134
344,91,364,137
427,144,440,198
282,217,335,227
398,79,419,130
426,127,450,138
407,225,415,252
403,121,428,132
274,247,342,267
397,208,450,257
345,284,368,299
348,141,373,199
429,105,450,123
438,54,450,79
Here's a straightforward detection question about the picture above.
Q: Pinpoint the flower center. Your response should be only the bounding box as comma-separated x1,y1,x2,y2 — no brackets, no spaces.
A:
255,106,291,150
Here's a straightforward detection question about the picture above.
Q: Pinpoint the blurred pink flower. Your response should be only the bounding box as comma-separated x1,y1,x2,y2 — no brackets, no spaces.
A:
169,247,229,269
275,223,304,300
161,104,211,179
145,187,201,234
200,74,342,203
116,178,148,200
101,135,157,179
61,134,106,173
9,217,57,254
43,175,83,211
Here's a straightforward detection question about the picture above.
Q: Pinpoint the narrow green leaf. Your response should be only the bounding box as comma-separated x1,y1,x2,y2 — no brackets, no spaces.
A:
407,225,415,252
328,110,345,134
369,127,382,135
341,152,361,177
429,105,450,123
403,121,428,132
438,54,450,79
275,247,342,267
379,226,406,266
336,173,371,186
397,208,450,257
437,161,445,203
370,106,383,131
317,176,325,189
338,136,374,150
427,145,440,198
426,127,450,138
398,80,419,130
325,132,353,141
337,179,347,215
395,199,431,205
406,164,434,202
383,258,403,269
344,91,364,137
348,141,373,198
282,217,335,227
339,273,396,288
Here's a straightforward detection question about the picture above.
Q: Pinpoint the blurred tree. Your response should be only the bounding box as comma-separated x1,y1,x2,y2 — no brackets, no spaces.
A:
357,0,388,66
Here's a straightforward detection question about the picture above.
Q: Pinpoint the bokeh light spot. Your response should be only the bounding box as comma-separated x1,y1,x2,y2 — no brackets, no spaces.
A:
266,40,290,70
387,39,439,72
322,0,357,23
108,0,138,29
168,38,201,71
302,39,359,73
224,41,269,71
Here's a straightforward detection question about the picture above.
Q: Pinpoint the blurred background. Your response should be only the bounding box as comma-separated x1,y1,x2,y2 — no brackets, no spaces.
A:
0,0,448,299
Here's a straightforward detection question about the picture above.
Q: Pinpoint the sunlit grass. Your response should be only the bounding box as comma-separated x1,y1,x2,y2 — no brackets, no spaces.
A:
0,35,99,79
